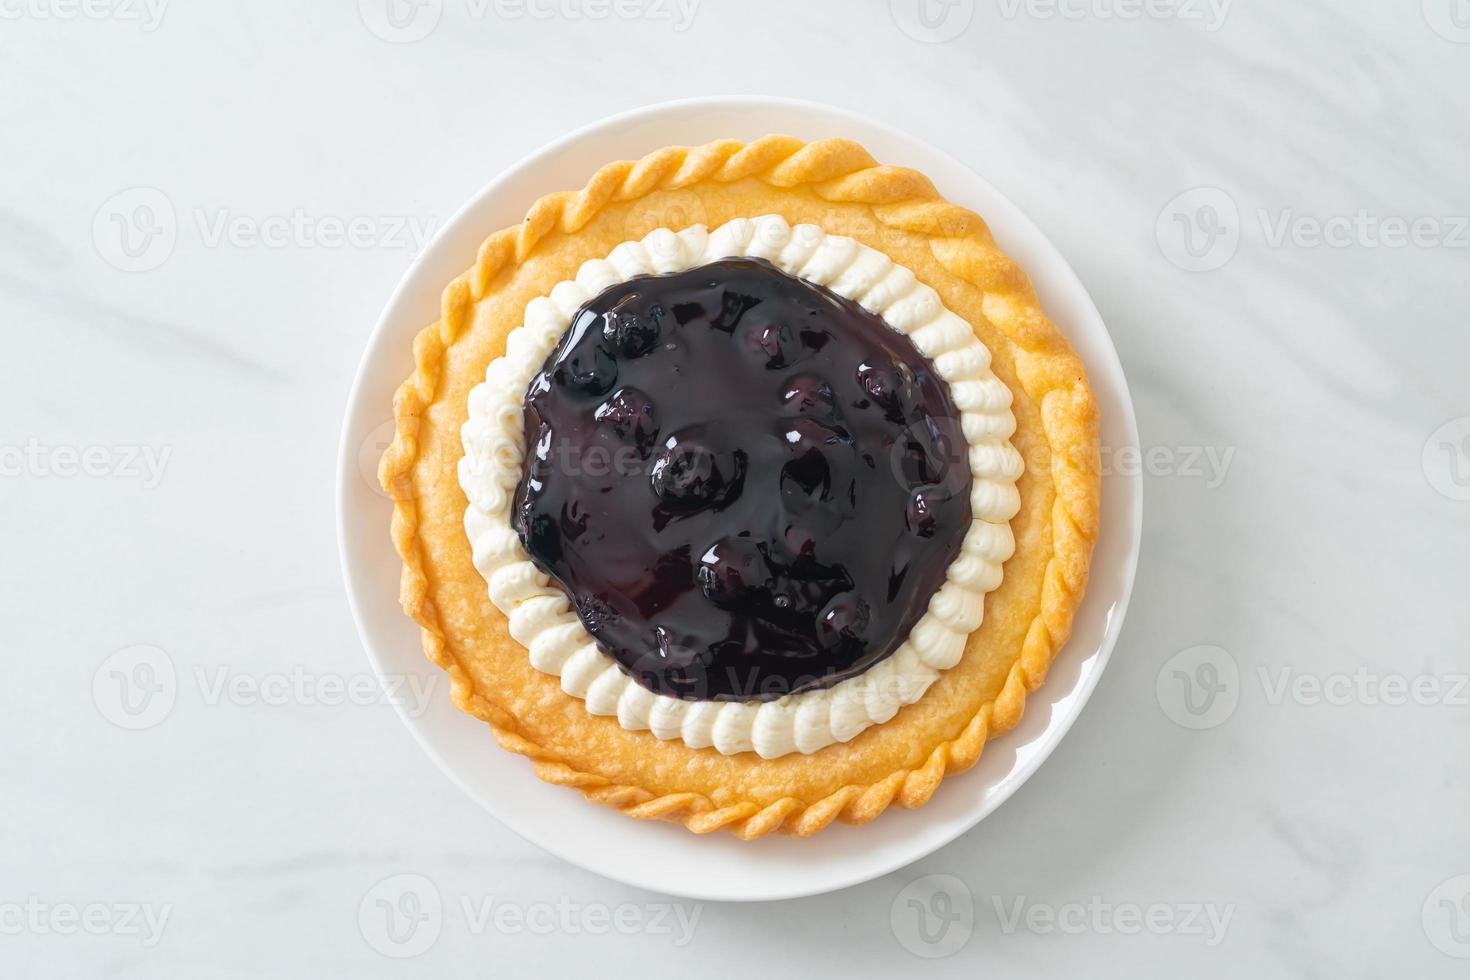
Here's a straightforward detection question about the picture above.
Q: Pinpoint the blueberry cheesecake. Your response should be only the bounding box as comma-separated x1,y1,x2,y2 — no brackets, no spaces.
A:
380,137,1100,838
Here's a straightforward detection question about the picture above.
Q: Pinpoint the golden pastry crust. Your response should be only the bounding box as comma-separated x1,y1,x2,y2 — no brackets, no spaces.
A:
379,136,1100,839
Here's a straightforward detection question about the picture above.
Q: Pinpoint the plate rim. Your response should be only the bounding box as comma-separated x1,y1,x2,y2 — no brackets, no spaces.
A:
336,95,1142,902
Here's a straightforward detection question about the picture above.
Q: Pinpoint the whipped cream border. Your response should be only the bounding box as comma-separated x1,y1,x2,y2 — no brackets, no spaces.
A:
458,215,1022,759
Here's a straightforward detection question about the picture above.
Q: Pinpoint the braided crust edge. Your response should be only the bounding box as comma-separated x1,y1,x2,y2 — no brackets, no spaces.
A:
378,136,1100,839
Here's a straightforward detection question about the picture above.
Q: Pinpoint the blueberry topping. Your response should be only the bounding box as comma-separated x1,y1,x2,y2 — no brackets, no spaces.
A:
511,257,970,701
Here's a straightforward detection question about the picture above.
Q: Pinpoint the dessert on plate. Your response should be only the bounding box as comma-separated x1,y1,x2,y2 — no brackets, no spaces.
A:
379,136,1100,838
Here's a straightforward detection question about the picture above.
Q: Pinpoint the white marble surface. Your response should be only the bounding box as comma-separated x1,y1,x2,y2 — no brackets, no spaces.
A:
3,1,1468,975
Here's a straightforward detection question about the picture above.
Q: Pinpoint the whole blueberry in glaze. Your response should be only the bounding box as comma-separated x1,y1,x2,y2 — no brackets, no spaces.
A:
745,320,799,369
817,593,871,650
711,289,760,332
555,340,617,397
594,386,659,458
697,537,770,607
894,420,963,490
778,418,856,510
782,417,851,453
649,430,744,510
780,373,835,416
512,258,971,701
781,523,820,559
602,306,661,357
906,484,951,538
856,358,914,417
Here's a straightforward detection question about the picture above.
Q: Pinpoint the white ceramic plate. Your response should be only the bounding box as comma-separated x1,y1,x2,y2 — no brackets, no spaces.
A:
337,96,1141,902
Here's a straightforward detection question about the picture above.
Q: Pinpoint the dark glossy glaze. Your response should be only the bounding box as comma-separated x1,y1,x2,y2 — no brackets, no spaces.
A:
513,258,971,701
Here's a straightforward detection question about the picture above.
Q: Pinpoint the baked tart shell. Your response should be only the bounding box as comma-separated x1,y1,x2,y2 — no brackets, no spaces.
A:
379,136,1100,839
